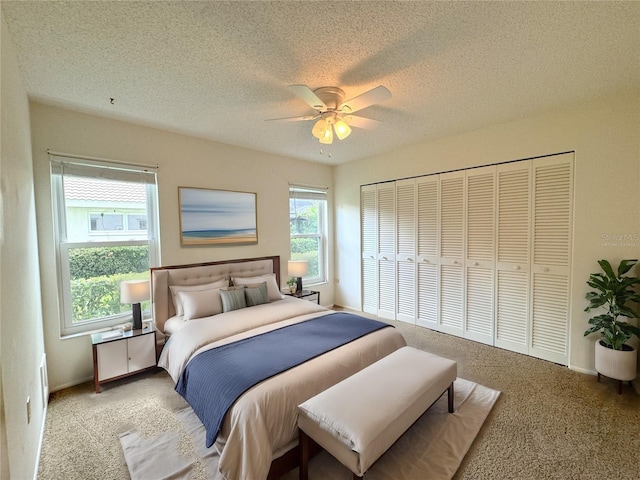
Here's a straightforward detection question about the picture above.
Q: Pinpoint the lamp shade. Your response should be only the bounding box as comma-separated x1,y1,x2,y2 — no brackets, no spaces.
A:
288,260,308,277
120,279,150,304
318,119,334,144
311,118,328,139
334,119,352,140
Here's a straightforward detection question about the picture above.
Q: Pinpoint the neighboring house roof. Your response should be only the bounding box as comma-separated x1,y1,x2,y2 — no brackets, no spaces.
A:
64,176,146,203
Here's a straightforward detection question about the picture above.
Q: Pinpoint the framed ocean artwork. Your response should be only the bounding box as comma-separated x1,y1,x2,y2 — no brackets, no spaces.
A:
178,187,257,246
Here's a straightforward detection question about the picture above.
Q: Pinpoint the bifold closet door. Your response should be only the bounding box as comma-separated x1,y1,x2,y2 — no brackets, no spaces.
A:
416,176,439,329
464,166,495,345
438,171,465,336
361,185,378,315
395,179,416,323
529,154,573,365
361,153,573,366
495,162,531,355
377,182,396,320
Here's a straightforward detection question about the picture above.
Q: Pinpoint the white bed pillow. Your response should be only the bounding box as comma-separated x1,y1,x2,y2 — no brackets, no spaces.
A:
163,315,186,335
169,278,228,315
177,288,224,321
232,273,284,301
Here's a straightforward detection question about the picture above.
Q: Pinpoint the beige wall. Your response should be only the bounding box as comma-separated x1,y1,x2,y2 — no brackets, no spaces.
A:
30,103,334,391
1,12,48,480
334,89,640,374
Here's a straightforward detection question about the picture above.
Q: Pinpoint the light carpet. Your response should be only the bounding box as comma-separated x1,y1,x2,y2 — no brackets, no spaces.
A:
120,378,500,480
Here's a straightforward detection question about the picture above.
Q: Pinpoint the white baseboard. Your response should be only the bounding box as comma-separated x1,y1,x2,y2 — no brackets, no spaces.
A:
32,401,47,480
568,365,596,376
50,375,93,394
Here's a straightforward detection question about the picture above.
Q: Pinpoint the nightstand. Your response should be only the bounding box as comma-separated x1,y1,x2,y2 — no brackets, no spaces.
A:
284,289,320,305
91,326,157,393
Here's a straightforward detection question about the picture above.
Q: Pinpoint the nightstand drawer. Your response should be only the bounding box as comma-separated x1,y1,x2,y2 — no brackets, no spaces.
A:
92,327,156,392
303,292,319,304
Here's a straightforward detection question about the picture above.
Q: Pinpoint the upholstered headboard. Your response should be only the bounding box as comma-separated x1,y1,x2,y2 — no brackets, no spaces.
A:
151,255,281,334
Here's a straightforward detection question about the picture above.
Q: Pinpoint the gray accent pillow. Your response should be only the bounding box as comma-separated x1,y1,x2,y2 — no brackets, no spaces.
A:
219,287,247,313
244,282,269,307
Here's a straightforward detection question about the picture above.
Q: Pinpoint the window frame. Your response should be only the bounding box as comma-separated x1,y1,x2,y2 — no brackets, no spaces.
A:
50,155,160,337
289,185,328,286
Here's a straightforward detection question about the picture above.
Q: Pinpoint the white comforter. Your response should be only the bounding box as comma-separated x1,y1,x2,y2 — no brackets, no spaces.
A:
158,297,406,480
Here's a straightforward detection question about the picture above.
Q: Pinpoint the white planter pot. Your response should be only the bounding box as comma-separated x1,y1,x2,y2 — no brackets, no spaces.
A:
595,339,637,382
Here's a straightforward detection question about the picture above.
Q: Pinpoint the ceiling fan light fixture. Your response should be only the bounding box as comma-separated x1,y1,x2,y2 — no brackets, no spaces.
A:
334,118,352,140
311,117,327,139
319,119,333,144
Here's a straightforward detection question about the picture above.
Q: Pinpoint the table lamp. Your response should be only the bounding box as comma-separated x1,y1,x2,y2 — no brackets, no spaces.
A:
120,279,150,330
288,260,308,294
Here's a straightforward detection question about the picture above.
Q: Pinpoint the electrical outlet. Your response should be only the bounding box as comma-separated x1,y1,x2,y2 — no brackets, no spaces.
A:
26,396,31,424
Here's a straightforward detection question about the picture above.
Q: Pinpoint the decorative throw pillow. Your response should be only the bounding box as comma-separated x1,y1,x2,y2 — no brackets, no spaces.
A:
219,287,247,313
177,288,224,321
244,282,269,307
169,278,228,315
231,273,283,302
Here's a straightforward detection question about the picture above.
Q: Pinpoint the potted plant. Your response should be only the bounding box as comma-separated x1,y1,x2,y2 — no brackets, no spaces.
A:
286,277,297,294
584,259,640,393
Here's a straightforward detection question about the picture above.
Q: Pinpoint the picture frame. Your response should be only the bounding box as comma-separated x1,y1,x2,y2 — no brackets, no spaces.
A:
178,187,258,246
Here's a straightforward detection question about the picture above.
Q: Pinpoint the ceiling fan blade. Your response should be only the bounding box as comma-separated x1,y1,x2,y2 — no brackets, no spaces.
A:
265,114,318,122
341,85,391,113
288,85,327,110
343,115,383,129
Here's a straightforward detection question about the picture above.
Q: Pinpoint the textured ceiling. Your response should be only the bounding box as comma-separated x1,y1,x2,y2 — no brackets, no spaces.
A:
2,1,639,165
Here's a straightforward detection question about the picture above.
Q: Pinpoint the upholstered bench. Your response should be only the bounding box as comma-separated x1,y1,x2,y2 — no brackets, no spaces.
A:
297,346,457,479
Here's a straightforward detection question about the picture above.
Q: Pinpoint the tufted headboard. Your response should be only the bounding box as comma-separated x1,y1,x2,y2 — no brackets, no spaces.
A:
151,255,281,334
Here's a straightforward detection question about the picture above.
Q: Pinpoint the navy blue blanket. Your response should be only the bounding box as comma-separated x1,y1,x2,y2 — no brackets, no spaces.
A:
175,312,390,447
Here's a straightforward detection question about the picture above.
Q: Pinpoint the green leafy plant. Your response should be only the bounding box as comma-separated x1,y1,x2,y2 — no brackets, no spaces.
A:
286,277,296,287
584,259,640,350
69,245,149,279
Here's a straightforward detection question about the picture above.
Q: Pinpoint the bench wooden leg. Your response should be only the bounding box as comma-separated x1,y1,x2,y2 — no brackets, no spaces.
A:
299,429,309,480
448,382,455,413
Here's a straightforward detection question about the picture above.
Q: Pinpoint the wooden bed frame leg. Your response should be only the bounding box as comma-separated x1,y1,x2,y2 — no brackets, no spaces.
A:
299,429,309,480
448,382,455,413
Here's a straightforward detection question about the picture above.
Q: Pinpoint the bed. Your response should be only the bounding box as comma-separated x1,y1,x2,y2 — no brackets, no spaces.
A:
152,256,406,480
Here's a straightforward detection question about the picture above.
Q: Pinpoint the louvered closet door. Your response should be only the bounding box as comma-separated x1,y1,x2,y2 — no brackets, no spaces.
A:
529,154,573,365
395,179,416,323
438,171,465,336
361,185,378,314
495,162,531,355
465,166,495,345
416,175,439,329
377,182,396,320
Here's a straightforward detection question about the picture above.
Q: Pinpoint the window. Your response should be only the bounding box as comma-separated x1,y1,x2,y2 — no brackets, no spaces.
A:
50,155,160,336
89,213,124,232
89,212,148,233
289,185,327,285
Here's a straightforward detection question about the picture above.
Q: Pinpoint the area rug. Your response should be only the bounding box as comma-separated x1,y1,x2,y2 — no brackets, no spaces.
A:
120,378,500,480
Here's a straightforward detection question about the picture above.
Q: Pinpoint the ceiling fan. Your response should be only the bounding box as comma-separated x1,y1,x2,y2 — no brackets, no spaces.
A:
267,84,391,144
